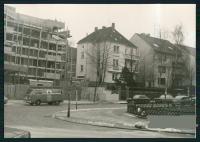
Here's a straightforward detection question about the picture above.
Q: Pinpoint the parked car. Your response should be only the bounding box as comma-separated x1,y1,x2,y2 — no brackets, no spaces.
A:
4,127,31,138
154,94,174,104
24,88,64,106
4,96,8,104
132,95,150,104
173,95,189,105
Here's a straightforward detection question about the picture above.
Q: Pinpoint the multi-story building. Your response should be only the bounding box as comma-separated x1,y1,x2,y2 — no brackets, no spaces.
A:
76,23,139,84
4,5,71,85
65,47,77,79
130,33,185,88
175,44,196,87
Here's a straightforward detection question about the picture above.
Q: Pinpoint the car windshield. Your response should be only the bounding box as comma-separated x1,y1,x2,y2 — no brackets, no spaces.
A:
133,95,147,99
159,95,174,99
175,95,188,99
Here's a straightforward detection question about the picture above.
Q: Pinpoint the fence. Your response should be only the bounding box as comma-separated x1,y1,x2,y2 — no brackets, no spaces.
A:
4,84,29,99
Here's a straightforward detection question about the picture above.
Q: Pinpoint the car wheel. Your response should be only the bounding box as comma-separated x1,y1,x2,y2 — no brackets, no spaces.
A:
30,102,34,106
54,101,60,105
35,100,41,106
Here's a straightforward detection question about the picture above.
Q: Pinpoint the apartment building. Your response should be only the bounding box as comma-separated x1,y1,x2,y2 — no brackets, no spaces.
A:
130,33,188,88
76,23,139,84
4,5,70,85
176,44,196,87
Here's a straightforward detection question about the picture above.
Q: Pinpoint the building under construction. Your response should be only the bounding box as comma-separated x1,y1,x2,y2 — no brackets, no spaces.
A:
4,5,73,86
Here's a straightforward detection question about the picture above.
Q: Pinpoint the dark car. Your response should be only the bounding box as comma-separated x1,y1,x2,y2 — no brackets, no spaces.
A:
4,127,31,138
173,95,189,105
154,94,174,104
132,95,150,104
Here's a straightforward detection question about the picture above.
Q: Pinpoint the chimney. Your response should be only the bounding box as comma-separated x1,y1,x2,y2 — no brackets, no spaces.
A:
112,23,115,29
95,27,98,32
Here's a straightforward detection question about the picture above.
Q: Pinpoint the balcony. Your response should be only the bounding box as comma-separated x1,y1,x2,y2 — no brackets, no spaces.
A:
113,66,119,70
44,72,60,79
45,55,61,61
4,62,28,73
124,54,139,60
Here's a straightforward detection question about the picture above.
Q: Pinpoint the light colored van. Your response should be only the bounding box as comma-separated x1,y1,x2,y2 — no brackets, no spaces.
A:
24,88,64,106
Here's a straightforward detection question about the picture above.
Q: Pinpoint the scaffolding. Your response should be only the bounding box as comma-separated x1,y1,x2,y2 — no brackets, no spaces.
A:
4,5,72,86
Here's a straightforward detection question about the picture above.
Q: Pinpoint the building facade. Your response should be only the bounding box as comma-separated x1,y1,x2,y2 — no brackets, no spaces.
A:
130,33,186,88
4,5,70,85
76,23,139,84
65,47,77,80
176,44,196,87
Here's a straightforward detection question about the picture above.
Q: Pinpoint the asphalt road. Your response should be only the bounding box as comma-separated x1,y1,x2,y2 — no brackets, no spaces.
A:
4,100,194,138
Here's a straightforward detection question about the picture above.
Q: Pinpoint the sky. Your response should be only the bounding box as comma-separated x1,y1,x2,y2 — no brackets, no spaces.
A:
7,4,196,47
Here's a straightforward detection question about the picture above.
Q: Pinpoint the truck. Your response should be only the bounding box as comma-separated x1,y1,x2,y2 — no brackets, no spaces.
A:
24,88,64,106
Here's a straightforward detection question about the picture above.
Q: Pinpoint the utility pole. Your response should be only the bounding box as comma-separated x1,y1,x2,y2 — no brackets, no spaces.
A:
63,29,72,118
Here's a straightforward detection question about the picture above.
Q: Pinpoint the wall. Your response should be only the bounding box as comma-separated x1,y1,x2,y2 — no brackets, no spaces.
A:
80,87,119,102
4,84,29,99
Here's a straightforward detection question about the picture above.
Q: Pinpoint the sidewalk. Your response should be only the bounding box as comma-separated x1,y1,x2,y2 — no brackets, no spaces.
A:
7,99,127,105
54,107,195,136
54,107,148,130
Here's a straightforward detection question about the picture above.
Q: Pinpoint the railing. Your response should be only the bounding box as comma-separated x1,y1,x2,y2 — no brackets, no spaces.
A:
45,55,61,61
124,54,139,60
113,66,119,70
4,62,28,73
44,72,60,79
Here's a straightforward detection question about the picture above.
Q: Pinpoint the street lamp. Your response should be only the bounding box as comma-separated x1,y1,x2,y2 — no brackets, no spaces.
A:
63,29,72,118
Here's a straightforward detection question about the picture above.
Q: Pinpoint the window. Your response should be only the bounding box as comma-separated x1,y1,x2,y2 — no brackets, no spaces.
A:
158,78,166,85
81,51,84,59
6,33,13,41
113,59,118,67
125,48,128,54
163,55,167,62
81,65,84,72
112,73,118,81
158,66,166,73
132,48,136,55
113,59,119,70
113,45,119,53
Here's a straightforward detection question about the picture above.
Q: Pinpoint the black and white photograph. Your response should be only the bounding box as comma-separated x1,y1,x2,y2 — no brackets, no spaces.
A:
4,4,196,138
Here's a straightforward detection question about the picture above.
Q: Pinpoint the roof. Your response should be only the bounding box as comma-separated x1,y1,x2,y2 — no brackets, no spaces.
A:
78,27,137,48
175,44,196,57
136,33,180,55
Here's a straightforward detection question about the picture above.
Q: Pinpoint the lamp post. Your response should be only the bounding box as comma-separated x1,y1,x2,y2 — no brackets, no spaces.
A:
63,29,72,117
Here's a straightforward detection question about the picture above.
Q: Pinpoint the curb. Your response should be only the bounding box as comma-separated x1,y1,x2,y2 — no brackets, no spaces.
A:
65,102,127,105
54,114,195,136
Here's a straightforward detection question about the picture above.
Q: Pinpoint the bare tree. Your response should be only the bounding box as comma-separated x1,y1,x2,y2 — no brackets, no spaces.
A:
172,24,184,45
171,24,185,88
85,41,113,102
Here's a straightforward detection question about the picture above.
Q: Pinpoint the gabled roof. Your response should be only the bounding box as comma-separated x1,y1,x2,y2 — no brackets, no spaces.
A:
175,44,196,57
136,33,180,55
78,27,137,48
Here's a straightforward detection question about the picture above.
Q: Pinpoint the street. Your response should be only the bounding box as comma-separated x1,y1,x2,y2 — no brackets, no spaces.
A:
4,100,194,138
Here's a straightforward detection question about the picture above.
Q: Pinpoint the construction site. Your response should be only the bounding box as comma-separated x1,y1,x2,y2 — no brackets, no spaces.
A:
4,5,75,87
